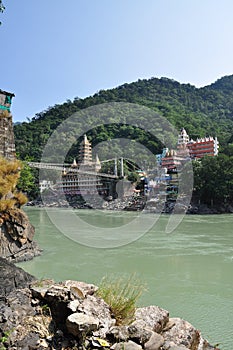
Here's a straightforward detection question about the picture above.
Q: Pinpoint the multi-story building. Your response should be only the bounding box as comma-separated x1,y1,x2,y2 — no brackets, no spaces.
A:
177,127,219,158
161,149,187,171
39,180,53,193
186,136,219,158
177,128,219,159
160,128,219,171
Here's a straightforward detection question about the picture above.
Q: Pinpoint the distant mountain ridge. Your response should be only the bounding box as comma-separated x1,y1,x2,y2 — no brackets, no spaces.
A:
14,75,233,161
206,74,233,92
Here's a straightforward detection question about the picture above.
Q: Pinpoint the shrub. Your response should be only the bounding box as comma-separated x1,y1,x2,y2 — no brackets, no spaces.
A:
0,157,28,213
97,274,145,325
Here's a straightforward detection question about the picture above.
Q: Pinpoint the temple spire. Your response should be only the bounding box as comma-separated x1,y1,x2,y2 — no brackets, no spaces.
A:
78,134,93,166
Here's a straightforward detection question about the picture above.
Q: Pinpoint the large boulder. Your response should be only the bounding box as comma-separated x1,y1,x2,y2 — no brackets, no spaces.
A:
0,209,42,262
78,295,115,338
162,317,201,350
66,312,99,339
133,305,169,333
144,332,165,350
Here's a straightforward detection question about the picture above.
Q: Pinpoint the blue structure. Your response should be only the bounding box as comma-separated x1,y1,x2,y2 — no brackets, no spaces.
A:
0,89,15,111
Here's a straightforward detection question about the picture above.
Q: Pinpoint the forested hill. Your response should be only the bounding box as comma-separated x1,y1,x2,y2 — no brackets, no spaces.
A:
14,75,233,161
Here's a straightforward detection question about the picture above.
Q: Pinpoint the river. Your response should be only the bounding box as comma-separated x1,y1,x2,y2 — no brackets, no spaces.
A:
18,208,233,349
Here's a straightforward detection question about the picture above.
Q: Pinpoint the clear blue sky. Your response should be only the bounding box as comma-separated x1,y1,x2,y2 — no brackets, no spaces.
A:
1,0,233,122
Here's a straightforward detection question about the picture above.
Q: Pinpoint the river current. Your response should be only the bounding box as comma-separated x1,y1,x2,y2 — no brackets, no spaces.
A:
19,208,233,349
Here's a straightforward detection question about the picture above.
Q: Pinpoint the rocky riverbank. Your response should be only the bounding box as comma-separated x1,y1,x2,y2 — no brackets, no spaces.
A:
0,258,220,350
0,208,42,262
27,193,233,215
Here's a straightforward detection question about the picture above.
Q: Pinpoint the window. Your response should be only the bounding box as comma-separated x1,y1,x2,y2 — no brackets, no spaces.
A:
5,95,12,104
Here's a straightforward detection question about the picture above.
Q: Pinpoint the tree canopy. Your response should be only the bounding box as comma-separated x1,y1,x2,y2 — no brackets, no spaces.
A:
193,154,233,206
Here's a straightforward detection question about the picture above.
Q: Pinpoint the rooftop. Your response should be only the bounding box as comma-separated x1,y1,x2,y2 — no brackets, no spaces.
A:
0,89,15,97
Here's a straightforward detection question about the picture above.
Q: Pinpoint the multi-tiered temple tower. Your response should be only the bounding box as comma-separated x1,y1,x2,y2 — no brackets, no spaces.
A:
60,135,102,195
78,134,93,166
0,89,16,160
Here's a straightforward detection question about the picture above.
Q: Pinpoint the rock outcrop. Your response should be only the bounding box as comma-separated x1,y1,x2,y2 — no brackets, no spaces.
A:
0,258,36,348
0,209,42,262
0,257,35,301
0,261,220,350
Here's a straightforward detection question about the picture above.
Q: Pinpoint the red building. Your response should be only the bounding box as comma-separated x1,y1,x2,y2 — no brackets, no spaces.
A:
161,128,219,171
186,137,219,158
178,128,219,159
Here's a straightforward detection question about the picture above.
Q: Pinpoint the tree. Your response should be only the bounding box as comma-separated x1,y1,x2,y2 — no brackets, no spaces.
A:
127,171,140,184
192,155,233,205
17,162,40,200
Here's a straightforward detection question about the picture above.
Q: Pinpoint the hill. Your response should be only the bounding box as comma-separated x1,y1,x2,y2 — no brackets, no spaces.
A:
14,75,233,162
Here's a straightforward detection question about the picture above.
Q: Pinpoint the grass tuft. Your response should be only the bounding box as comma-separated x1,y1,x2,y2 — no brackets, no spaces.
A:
97,274,145,325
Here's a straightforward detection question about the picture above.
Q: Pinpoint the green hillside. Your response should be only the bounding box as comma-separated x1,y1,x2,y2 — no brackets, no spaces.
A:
13,75,233,207
14,75,233,162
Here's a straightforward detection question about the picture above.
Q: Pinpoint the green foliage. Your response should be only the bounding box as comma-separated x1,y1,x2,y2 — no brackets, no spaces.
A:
17,160,39,199
41,304,51,316
127,171,140,184
97,275,145,325
192,154,233,205
0,329,12,349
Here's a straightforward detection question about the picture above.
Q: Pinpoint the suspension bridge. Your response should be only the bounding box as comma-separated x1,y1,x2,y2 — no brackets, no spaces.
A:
27,158,141,179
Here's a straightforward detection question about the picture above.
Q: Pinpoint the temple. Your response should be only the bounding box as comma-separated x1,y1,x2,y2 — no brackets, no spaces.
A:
178,127,219,158
160,128,219,171
58,135,104,195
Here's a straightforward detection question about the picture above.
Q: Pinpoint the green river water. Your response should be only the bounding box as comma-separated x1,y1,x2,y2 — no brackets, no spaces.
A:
18,208,233,349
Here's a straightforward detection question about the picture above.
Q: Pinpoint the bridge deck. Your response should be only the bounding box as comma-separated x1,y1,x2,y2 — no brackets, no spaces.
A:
27,162,118,179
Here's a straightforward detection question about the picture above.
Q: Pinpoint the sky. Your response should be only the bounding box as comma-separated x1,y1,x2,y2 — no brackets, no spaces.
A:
1,0,233,122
